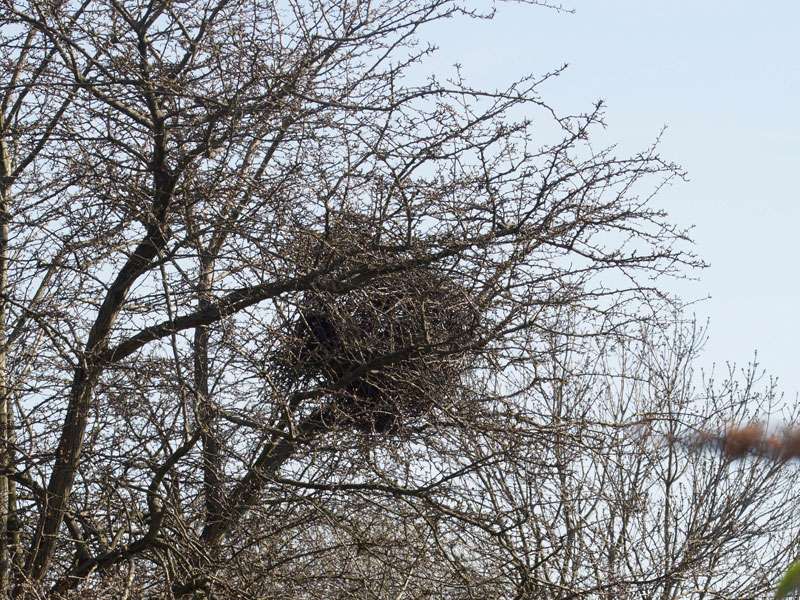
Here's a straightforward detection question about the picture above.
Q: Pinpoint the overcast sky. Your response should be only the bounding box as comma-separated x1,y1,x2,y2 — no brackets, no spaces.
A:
422,0,800,398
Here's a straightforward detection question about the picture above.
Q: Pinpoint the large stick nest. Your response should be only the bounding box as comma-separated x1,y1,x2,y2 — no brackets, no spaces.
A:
276,213,481,434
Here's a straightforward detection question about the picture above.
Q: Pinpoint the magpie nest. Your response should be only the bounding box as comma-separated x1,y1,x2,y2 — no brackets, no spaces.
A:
276,216,480,434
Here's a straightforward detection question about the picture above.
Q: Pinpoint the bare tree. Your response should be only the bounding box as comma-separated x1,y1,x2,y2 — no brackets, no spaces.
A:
2,0,789,598
451,319,800,599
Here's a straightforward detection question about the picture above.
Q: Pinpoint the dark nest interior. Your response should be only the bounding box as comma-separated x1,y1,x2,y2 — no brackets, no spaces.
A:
275,215,481,434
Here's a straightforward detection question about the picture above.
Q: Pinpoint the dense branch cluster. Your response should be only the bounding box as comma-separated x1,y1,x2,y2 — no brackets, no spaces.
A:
275,213,481,433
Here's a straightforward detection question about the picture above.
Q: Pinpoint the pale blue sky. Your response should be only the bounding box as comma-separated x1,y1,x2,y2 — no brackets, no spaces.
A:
423,1,800,396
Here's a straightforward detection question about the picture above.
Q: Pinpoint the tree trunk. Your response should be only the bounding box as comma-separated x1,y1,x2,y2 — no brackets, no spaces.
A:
195,258,223,532
0,114,12,596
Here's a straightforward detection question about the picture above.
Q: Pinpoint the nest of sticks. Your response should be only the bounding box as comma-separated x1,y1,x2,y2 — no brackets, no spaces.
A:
276,213,480,433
